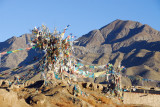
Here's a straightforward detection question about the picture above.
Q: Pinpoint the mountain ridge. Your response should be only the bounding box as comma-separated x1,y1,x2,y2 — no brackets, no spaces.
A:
76,19,160,47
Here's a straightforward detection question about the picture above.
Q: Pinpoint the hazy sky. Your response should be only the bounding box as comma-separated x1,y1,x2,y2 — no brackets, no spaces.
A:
0,0,159,42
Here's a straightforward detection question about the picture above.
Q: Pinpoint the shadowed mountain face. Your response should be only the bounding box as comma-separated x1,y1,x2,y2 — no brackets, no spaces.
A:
74,19,160,85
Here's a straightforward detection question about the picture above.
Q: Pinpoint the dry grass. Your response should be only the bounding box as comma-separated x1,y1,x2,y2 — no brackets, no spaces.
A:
79,93,119,107
90,93,115,105
51,97,74,107
79,96,97,106
116,105,147,107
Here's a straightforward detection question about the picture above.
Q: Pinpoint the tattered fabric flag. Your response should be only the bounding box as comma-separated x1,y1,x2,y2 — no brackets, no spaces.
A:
12,50,20,53
0,46,35,55
94,66,98,69
0,52,7,55
88,73,94,78
7,51,13,54
89,65,94,69
26,47,32,50
18,48,24,51
85,65,89,67
142,78,148,81
54,72,61,80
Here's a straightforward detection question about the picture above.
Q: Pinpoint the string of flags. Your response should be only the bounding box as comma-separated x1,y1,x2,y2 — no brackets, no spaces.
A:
71,48,160,83
0,46,36,73
71,61,160,83
0,46,36,55
1,56,159,83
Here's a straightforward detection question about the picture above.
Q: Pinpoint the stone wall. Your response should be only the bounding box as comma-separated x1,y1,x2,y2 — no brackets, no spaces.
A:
123,92,160,107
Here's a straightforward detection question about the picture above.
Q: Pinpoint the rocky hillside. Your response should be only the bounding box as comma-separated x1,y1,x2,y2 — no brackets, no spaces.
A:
0,34,43,79
74,19,160,85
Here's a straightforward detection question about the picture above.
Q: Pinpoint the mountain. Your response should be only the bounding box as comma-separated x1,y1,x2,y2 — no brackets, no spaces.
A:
0,19,160,87
74,19,160,86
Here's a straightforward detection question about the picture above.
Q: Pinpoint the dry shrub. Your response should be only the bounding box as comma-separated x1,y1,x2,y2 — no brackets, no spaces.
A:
99,96,114,105
79,95,117,107
55,101,74,107
60,97,74,106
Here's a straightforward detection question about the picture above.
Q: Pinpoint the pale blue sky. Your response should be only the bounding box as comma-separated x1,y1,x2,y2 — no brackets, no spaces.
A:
0,0,160,42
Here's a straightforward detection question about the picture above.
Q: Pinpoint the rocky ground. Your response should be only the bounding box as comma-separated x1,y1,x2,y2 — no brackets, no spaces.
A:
0,79,148,107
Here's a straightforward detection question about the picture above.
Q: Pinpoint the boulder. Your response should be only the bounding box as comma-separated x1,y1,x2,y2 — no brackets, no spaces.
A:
0,89,30,107
0,80,3,86
92,83,97,91
97,84,103,91
10,84,20,89
86,82,92,89
81,82,87,88
1,80,9,87
30,94,46,104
